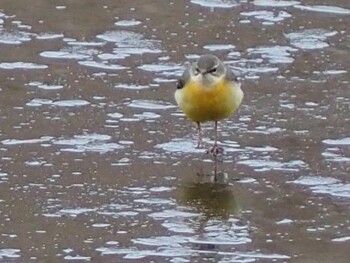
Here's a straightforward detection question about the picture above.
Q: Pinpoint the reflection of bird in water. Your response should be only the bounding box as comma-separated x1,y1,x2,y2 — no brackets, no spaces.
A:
175,54,243,156
180,174,241,219
178,160,245,252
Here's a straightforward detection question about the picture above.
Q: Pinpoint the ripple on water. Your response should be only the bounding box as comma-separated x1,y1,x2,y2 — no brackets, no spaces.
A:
323,137,350,146
237,159,308,172
40,45,97,60
190,0,240,8
35,33,64,40
253,0,300,7
28,82,64,90
322,137,350,163
203,44,236,51
63,255,91,261
2,137,53,145
285,29,337,50
291,176,350,198
240,10,292,24
0,62,48,69
247,45,297,64
96,30,162,55
114,20,142,26
53,134,125,153
138,63,184,77
294,5,350,15
127,100,176,110
26,99,90,107
0,30,32,44
0,249,21,259
114,83,149,90
52,99,90,107
78,61,128,70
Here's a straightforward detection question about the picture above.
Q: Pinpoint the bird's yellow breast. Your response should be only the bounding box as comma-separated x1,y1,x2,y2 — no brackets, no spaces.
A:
175,79,243,122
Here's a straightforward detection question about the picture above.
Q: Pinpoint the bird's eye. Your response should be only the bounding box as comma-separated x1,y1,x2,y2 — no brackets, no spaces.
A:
208,68,217,74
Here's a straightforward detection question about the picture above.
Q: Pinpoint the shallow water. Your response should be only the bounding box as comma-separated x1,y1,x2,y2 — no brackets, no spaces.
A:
0,0,349,262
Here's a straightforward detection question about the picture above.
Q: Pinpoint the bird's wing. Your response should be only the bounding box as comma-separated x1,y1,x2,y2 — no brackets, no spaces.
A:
224,66,239,83
177,64,192,90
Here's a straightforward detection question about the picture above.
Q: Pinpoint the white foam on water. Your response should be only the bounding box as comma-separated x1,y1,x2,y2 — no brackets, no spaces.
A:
78,61,128,70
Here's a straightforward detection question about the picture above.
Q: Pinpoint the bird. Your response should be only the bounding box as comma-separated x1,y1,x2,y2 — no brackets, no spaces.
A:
175,54,243,155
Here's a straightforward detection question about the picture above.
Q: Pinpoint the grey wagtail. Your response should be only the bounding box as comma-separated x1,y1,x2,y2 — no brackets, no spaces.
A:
175,54,243,155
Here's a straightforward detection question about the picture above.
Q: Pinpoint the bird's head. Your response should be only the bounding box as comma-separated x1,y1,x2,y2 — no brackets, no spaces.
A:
191,54,226,86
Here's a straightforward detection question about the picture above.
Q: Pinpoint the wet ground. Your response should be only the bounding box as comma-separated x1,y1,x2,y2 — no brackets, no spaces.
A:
0,0,349,262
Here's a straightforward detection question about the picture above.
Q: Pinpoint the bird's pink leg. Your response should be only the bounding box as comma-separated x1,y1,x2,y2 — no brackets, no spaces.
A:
207,121,224,156
196,122,203,148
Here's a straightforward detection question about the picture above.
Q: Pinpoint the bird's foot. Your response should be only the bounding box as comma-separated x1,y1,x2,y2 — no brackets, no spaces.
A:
206,144,224,156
